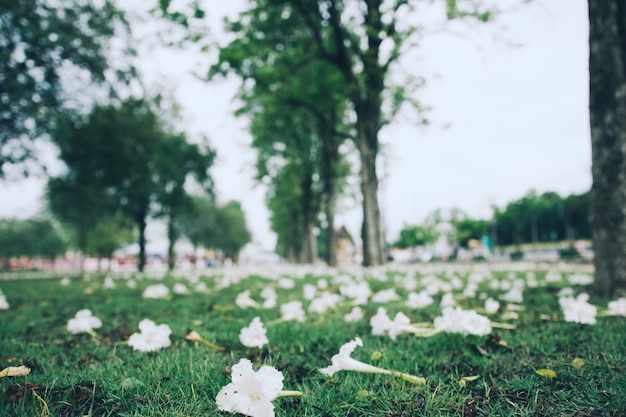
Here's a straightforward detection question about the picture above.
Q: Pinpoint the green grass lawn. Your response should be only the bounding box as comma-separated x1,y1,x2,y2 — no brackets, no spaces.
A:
0,264,624,416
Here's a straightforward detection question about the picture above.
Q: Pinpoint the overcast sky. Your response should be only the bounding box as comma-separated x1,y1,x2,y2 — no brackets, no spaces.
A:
0,0,591,252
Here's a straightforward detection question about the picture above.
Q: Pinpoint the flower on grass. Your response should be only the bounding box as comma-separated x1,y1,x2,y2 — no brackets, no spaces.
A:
142,284,169,299
236,290,261,309
128,319,172,352
280,301,305,322
0,291,9,310
260,287,278,309
67,309,102,334
371,288,399,303
185,330,224,350
103,276,116,289
216,358,302,417
559,293,597,324
319,337,425,384
239,317,269,348
308,291,342,314
344,306,364,322
433,307,492,336
606,297,626,317
406,291,434,309
484,298,500,314
370,307,421,340
173,283,188,294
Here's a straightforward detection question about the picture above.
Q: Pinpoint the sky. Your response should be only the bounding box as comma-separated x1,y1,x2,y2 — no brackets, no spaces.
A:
0,0,591,253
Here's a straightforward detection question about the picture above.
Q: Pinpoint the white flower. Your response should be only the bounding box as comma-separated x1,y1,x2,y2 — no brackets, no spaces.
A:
319,338,425,384
236,290,261,309
128,319,172,352
308,291,342,314
607,297,626,316
440,292,456,307
280,301,305,322
0,293,9,310
239,317,269,348
60,277,71,286
67,309,102,334
127,279,137,289
303,284,317,300
502,287,524,303
370,307,419,340
344,306,364,322
278,278,295,289
142,284,169,299
406,291,434,309
371,288,399,303
484,298,500,314
260,287,278,309
559,293,597,324
103,276,116,289
216,358,301,417
173,283,188,294
339,282,371,305
434,307,492,336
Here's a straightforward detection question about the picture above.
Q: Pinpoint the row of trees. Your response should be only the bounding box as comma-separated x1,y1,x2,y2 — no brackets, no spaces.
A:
2,0,626,295
1,1,251,271
394,189,591,252
158,0,499,267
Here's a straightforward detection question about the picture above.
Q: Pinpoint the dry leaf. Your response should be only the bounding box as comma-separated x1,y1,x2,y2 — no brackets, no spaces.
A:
572,358,585,370
535,369,557,378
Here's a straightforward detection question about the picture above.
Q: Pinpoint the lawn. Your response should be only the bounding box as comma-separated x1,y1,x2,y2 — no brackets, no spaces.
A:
0,263,624,416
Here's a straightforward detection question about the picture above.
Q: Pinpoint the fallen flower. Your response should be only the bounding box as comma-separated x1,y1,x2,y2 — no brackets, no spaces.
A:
128,319,172,352
279,301,305,322
216,358,302,417
185,330,224,351
559,293,597,324
319,337,425,384
434,307,492,336
0,365,31,378
605,297,626,317
142,284,170,299
67,309,102,335
371,307,439,339
535,368,557,379
239,317,269,348
236,290,261,309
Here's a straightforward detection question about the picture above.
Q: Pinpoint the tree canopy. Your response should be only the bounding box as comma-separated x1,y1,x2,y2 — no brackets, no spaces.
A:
0,0,128,177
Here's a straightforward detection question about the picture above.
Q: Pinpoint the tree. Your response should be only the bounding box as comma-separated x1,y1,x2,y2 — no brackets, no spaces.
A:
0,217,68,265
212,201,252,262
0,0,127,177
210,4,351,265
153,131,215,270
394,225,438,249
588,0,626,296
177,194,218,256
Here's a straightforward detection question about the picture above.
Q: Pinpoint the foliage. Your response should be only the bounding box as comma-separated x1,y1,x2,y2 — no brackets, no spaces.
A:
177,197,251,260
493,190,591,247
0,216,68,260
394,225,438,249
0,265,624,416
212,201,252,259
49,98,215,272
211,1,351,264
0,0,128,177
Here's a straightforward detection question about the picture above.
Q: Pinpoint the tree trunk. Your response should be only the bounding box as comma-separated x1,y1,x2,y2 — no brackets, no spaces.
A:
325,189,338,266
167,213,176,271
358,135,385,266
589,0,626,297
137,215,147,272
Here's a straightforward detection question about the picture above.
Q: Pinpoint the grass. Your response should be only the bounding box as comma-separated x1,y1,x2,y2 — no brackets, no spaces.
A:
0,264,625,416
